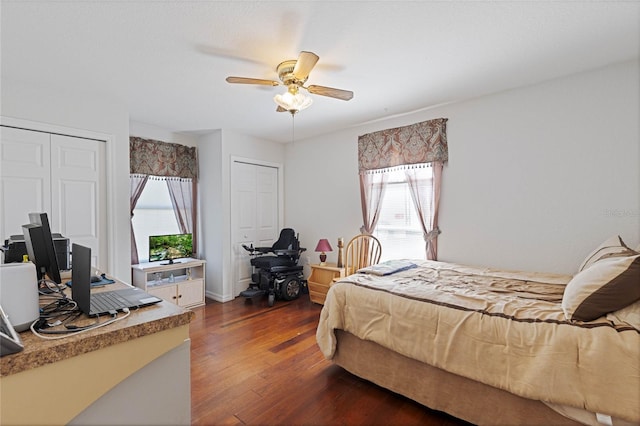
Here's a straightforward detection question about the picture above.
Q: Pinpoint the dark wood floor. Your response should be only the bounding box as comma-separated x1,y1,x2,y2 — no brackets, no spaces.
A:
189,294,471,425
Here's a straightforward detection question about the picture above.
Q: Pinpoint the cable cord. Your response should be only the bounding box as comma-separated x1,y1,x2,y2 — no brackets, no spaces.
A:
35,284,79,325
30,308,131,340
38,277,66,295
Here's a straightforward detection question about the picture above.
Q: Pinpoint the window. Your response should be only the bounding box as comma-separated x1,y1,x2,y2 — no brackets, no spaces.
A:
374,168,431,261
132,178,179,262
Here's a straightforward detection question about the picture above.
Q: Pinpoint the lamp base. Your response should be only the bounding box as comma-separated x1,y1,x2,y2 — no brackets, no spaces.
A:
319,253,327,265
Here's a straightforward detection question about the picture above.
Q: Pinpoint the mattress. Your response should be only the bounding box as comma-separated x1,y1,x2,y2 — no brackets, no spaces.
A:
317,260,640,423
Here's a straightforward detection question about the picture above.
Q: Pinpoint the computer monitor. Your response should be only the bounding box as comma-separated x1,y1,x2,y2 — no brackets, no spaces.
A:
21,212,62,284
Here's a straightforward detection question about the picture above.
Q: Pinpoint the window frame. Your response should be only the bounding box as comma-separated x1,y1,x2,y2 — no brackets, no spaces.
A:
131,177,181,263
373,167,432,261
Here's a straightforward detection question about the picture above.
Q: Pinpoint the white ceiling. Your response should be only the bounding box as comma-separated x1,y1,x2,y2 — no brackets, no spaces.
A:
1,1,639,144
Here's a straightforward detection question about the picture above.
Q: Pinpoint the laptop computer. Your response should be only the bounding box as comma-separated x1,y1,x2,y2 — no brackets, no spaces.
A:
71,243,162,316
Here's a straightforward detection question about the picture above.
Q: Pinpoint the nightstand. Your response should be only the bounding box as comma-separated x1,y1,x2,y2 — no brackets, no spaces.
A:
307,263,345,305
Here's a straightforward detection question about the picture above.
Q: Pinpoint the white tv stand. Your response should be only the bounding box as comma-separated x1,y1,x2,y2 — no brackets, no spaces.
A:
132,258,205,308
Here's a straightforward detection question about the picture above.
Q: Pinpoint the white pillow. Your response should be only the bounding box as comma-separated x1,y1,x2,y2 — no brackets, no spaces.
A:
563,254,640,322
577,235,635,272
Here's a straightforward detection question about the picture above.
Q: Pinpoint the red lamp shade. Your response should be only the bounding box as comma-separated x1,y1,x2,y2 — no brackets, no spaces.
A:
314,239,333,264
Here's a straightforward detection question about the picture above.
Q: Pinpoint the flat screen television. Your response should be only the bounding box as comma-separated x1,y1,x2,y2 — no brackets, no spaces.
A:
149,233,193,264
22,212,62,284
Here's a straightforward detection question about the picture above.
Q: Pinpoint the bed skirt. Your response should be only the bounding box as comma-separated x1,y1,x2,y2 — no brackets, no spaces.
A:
332,329,582,426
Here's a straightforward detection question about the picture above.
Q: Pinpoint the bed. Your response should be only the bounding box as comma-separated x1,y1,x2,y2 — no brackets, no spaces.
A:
316,240,640,426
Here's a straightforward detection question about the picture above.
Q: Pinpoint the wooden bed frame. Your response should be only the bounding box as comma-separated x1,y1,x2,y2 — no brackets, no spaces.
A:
333,330,583,426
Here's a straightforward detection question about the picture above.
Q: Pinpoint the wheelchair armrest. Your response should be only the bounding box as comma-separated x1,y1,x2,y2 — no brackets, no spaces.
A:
242,244,258,253
254,247,273,254
242,244,272,255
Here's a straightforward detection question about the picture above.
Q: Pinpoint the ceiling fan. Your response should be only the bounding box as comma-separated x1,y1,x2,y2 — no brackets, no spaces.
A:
226,51,353,114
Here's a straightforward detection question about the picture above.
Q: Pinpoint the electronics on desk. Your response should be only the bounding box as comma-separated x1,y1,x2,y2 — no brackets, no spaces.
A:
0,262,39,332
0,305,24,357
2,233,70,269
72,243,161,316
22,212,65,285
0,212,65,334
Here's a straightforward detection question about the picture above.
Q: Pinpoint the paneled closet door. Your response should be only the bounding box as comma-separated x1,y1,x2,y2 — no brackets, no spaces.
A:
0,126,106,270
0,126,51,241
50,134,106,269
231,161,279,297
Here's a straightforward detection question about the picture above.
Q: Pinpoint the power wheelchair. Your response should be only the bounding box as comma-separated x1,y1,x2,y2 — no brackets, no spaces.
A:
240,228,306,306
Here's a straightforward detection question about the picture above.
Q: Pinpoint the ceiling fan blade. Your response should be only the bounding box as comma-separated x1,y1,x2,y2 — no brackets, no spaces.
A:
307,85,354,101
292,51,319,81
226,76,279,86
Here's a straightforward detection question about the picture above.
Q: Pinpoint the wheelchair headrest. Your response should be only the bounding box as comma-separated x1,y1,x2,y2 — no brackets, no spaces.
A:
273,228,298,251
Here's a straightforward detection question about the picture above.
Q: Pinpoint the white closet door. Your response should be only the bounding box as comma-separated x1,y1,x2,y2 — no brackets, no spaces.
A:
256,165,279,246
50,134,106,269
0,126,106,271
231,161,279,297
0,127,51,241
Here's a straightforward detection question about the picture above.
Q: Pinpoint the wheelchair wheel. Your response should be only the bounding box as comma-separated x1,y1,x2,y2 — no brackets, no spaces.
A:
280,276,301,301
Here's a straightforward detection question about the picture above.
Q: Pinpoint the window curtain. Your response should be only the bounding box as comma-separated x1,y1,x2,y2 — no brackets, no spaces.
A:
405,162,444,260
130,174,149,265
358,171,388,235
357,118,447,259
130,137,198,179
166,177,198,257
129,137,198,263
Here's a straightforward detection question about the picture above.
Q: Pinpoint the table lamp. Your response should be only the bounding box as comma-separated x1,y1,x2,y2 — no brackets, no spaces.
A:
315,239,333,265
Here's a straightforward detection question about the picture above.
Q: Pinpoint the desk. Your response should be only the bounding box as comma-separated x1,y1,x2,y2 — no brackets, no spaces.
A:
0,282,194,425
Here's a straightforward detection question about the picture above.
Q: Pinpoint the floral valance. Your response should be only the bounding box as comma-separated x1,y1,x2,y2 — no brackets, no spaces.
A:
358,118,448,172
129,137,198,179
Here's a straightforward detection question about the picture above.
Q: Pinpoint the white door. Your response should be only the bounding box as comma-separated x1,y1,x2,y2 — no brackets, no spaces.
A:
50,134,107,269
0,126,106,270
0,126,51,240
231,161,279,297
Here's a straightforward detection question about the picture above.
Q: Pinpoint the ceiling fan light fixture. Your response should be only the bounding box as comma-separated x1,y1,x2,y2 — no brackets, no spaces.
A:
227,51,352,114
274,85,313,114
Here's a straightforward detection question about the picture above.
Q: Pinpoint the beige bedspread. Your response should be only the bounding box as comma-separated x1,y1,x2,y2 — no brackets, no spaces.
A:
316,260,640,423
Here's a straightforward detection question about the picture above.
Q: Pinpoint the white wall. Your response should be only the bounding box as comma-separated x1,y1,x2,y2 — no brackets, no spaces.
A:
129,121,199,147
196,130,223,301
285,59,640,275
3,59,636,289
198,129,285,301
1,79,132,281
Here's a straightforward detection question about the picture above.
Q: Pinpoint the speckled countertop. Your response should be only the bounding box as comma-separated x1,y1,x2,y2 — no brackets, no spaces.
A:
1,289,194,377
